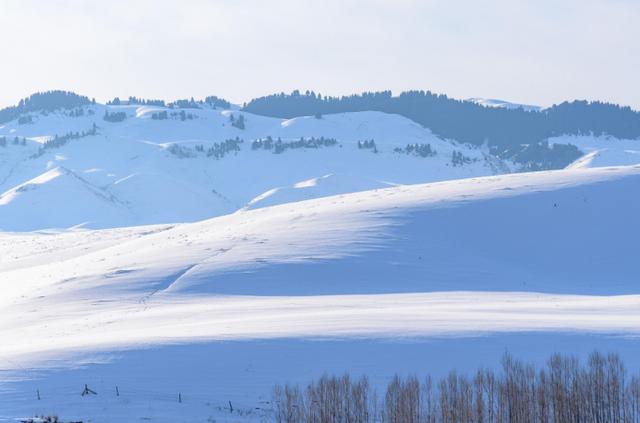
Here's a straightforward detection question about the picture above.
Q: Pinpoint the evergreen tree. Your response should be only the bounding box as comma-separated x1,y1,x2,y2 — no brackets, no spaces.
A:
230,114,246,129
103,111,127,122
242,90,640,159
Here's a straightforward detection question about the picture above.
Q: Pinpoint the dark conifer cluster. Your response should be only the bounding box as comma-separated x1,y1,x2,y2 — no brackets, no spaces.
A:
252,136,338,154
31,125,98,157
204,137,243,159
497,141,582,171
103,111,127,122
0,136,27,147
150,110,195,121
67,107,88,118
451,150,473,166
168,98,200,109
394,143,436,158
107,97,166,107
358,139,378,153
106,95,231,109
166,144,196,158
0,91,93,124
243,90,640,156
204,95,231,109
151,111,169,120
230,114,246,129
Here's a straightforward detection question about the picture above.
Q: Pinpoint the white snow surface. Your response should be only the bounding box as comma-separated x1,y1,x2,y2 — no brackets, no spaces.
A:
2,103,640,421
1,165,640,421
0,105,506,231
467,97,541,112
2,104,639,232
552,134,640,168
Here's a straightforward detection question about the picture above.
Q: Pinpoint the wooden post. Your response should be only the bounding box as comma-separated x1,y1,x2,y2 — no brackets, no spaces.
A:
229,400,234,413
37,389,40,400
179,392,182,403
82,384,97,396
116,386,120,397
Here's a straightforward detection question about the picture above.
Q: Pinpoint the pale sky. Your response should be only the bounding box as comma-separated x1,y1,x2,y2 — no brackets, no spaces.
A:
0,0,638,109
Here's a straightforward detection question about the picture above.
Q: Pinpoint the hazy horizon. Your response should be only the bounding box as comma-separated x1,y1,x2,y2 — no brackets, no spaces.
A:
1,0,638,110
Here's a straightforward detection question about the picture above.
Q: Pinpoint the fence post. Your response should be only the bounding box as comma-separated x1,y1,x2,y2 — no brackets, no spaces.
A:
82,384,97,396
116,386,120,397
179,392,182,403
37,389,40,401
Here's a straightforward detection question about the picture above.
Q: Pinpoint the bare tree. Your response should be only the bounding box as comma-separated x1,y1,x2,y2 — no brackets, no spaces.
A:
273,351,640,423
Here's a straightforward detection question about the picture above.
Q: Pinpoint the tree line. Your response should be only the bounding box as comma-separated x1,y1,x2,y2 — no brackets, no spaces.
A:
204,137,243,159
358,139,378,153
107,96,166,107
497,141,582,171
242,90,638,157
30,125,98,157
151,110,195,121
252,136,338,154
0,91,93,125
393,143,437,158
107,95,231,110
103,111,127,122
0,136,27,147
273,351,640,423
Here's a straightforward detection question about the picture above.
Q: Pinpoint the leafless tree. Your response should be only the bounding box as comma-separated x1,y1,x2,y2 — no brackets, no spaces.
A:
273,351,640,423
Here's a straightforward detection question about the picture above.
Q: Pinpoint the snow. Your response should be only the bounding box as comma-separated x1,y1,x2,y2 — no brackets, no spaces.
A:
1,164,640,421
552,134,640,168
1,102,640,421
2,104,639,232
0,106,503,231
0,166,132,230
467,97,541,112
3,336,640,423
245,173,396,210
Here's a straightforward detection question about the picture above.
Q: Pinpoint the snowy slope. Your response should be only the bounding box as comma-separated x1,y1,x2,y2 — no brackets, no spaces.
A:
244,173,397,210
551,135,640,169
0,104,507,231
2,102,638,231
467,97,541,112
1,165,639,421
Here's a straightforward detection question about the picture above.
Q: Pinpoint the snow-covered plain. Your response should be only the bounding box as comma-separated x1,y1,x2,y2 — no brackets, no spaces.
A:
1,164,640,421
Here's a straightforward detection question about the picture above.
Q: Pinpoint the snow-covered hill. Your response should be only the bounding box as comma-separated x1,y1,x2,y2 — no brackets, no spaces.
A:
1,165,639,421
0,104,510,231
0,105,552,231
467,97,542,112
1,101,638,231
551,135,640,169
1,97,640,421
